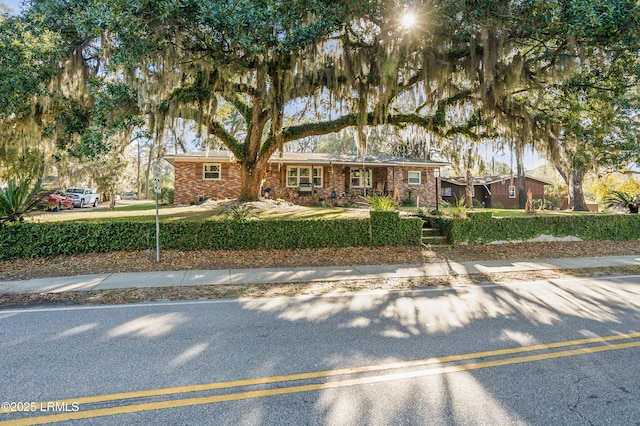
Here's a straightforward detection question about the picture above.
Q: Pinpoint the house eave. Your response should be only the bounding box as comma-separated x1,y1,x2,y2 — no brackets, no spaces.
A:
165,151,450,168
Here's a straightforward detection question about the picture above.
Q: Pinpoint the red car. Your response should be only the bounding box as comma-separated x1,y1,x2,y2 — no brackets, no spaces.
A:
41,190,75,212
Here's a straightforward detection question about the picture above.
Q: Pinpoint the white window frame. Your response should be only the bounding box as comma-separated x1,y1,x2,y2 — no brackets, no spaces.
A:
203,163,221,180
287,166,322,187
508,185,516,198
350,169,371,188
313,167,323,187
442,187,452,197
408,170,421,185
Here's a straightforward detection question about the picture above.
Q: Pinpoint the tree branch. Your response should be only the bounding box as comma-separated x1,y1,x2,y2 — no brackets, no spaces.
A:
209,121,243,158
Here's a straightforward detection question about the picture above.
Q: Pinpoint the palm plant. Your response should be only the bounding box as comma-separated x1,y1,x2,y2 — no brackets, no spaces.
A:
0,178,44,223
603,190,640,213
366,195,396,211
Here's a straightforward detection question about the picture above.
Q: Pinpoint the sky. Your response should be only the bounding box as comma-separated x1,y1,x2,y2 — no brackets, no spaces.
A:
1,0,23,14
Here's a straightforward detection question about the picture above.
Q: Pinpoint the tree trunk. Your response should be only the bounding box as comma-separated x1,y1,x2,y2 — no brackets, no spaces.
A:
239,155,271,201
239,165,263,201
144,144,153,200
515,141,526,209
570,170,588,211
464,165,473,208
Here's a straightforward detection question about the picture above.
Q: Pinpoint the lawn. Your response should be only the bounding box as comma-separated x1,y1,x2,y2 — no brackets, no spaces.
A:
26,199,611,224
27,199,371,223
480,208,606,218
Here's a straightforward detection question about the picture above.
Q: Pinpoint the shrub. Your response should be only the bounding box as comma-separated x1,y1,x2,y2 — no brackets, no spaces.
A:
0,215,424,260
603,190,640,213
445,196,467,218
160,187,174,204
224,204,256,222
472,199,485,208
369,210,422,246
0,178,44,223
432,213,640,246
366,195,396,211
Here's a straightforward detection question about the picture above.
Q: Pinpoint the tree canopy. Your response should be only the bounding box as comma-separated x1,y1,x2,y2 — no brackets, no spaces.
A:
1,0,639,205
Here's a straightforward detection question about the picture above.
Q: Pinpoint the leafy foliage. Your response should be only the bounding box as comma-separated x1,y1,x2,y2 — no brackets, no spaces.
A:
224,204,256,223
441,196,467,218
0,178,43,223
3,0,640,204
432,212,640,246
0,15,61,118
160,187,174,204
369,210,421,247
0,215,422,259
603,190,640,213
366,195,396,211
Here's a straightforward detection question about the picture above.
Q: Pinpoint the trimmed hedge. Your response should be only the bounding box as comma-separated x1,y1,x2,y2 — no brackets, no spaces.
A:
432,213,640,245
370,211,423,247
0,214,423,260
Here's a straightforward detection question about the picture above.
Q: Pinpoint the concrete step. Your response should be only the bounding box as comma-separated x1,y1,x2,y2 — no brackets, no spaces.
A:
422,235,449,246
422,228,442,237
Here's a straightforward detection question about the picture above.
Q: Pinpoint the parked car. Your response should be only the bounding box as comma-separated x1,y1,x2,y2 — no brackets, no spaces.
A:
39,190,75,212
122,192,137,200
66,187,100,208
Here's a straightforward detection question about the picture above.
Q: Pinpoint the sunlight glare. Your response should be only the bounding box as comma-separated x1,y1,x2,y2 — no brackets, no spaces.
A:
401,12,416,28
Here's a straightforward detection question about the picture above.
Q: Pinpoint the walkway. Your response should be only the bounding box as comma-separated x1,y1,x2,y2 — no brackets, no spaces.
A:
2,255,639,295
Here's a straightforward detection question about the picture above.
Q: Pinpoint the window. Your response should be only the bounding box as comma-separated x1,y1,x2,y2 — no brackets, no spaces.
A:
313,167,323,186
286,168,297,186
287,166,323,187
203,164,221,180
408,170,421,185
350,169,371,188
442,187,452,197
508,185,516,198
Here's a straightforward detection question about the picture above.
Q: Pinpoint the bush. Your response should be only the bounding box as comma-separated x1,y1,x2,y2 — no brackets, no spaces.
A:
0,215,424,260
369,211,422,246
432,213,640,246
603,190,640,213
224,204,256,222
366,195,396,211
0,178,44,223
160,188,174,204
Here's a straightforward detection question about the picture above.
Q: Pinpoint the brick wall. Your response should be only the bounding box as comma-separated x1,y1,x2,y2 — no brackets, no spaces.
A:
388,167,436,207
174,161,242,204
174,160,437,206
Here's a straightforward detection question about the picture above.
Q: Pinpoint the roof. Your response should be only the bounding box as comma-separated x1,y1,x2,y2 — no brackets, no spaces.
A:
440,174,552,186
164,150,449,168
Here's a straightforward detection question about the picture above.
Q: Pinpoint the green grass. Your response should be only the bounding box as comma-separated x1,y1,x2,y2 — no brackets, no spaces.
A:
481,208,606,218
26,202,369,223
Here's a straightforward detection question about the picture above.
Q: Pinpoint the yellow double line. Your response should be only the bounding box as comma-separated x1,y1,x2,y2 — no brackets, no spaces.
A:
3,332,640,425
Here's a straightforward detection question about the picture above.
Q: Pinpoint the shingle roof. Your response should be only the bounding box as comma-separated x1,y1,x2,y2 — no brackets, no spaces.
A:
165,150,450,167
440,174,552,186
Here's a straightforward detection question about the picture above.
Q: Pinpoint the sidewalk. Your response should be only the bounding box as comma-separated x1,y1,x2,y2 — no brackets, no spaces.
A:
1,255,640,295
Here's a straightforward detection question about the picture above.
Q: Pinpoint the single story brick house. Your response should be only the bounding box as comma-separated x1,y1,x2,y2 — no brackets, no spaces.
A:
165,150,448,206
440,174,550,208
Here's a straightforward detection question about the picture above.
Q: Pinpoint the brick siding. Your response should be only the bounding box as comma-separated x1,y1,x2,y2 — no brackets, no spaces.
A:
174,160,437,206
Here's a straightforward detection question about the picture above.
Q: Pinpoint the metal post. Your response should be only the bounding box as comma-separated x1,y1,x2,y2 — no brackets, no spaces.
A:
155,191,160,263
153,164,161,263
435,168,440,211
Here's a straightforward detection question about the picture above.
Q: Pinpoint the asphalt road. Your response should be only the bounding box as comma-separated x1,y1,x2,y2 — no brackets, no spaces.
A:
1,274,639,425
